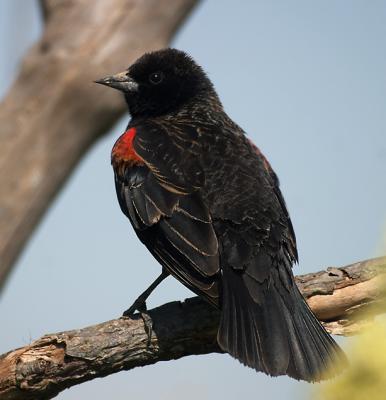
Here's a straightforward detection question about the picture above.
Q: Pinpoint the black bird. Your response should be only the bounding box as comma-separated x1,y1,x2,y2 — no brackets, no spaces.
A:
96,48,346,381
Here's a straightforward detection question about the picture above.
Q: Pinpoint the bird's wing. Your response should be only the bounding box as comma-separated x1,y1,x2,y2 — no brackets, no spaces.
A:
114,122,220,304
133,121,205,194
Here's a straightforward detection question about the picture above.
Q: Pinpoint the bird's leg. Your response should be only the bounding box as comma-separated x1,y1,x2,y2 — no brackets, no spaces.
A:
123,269,169,317
123,272,168,316
122,269,169,346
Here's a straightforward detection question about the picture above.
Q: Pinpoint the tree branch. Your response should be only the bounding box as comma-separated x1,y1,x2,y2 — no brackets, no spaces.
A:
0,257,385,400
0,0,199,293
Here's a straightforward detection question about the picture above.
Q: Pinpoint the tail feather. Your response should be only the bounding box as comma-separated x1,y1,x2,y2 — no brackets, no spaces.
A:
298,296,345,376
217,265,347,381
220,274,264,370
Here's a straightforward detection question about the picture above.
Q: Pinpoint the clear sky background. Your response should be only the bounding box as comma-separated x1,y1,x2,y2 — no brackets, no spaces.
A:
1,1,385,399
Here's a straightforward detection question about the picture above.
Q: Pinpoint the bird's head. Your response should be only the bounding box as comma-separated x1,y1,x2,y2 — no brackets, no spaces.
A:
95,48,216,118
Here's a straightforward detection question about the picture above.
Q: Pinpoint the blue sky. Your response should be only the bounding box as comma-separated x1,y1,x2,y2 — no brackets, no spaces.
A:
1,1,385,399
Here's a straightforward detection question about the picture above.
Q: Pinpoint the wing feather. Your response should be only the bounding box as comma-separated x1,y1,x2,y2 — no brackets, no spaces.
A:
114,121,220,304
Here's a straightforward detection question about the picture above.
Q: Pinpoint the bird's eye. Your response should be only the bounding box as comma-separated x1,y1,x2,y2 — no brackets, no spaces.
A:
149,71,164,85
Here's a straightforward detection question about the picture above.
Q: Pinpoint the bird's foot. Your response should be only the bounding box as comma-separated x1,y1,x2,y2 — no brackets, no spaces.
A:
122,298,153,347
122,296,146,318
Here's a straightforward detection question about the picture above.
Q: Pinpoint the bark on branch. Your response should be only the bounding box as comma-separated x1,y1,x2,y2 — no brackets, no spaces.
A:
0,0,198,293
0,257,385,400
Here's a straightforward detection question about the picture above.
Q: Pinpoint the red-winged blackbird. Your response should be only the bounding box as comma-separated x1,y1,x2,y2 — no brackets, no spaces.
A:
96,48,346,381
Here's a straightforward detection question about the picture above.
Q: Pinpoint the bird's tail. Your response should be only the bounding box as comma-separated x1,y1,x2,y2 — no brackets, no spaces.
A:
217,262,347,381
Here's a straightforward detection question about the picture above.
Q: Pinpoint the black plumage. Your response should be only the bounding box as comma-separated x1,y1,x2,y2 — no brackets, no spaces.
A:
96,48,346,381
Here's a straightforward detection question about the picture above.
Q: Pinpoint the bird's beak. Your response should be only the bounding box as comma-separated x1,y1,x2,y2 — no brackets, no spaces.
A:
94,71,139,92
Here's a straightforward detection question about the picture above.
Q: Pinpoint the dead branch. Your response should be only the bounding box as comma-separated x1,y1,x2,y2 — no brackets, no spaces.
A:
0,0,198,293
0,256,384,400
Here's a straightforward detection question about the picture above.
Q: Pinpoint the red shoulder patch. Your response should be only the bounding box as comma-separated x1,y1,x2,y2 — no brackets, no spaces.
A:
247,138,273,174
111,127,144,165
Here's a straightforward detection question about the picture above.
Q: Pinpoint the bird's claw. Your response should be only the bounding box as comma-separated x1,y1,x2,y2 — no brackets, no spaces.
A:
122,299,153,347
122,294,148,317
140,312,153,347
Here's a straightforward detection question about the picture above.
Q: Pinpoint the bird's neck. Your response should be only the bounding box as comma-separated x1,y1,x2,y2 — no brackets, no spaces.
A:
128,89,223,122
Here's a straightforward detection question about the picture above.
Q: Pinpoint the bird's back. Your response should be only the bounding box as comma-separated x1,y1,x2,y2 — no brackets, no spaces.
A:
196,116,346,380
